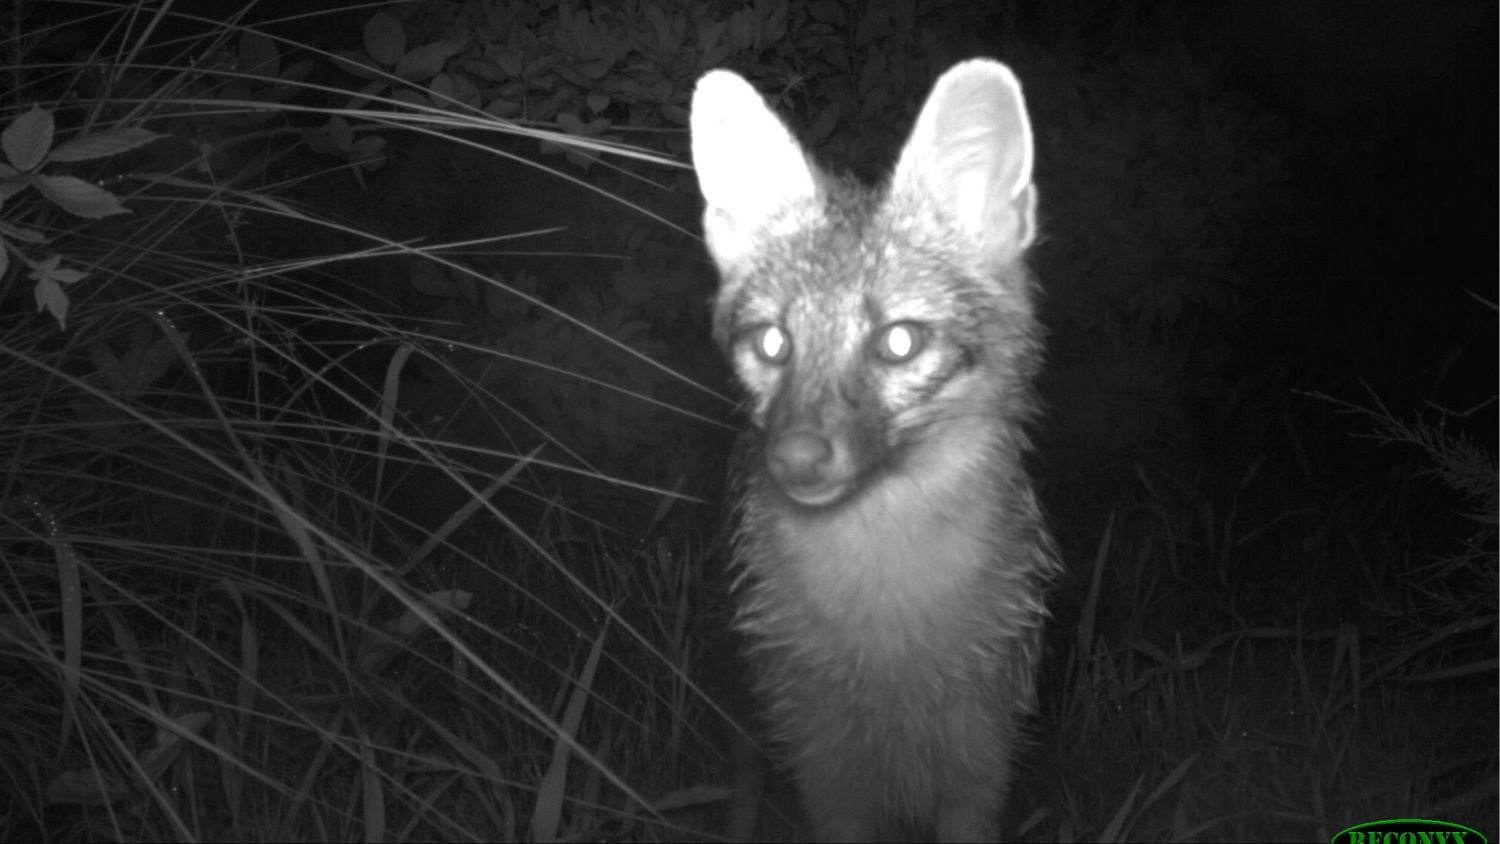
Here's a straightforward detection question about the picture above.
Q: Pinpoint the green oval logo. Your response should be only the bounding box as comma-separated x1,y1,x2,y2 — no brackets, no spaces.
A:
1332,818,1488,844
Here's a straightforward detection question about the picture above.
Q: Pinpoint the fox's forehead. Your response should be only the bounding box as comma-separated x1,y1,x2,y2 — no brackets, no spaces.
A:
735,213,971,322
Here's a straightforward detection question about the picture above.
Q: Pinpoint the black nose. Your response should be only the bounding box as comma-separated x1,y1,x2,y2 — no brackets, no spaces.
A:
768,430,833,490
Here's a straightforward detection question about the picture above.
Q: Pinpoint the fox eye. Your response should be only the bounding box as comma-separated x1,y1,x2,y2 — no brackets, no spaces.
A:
874,322,924,363
753,324,790,363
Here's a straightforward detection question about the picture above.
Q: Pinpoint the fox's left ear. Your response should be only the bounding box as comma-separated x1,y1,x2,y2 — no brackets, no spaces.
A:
892,59,1036,263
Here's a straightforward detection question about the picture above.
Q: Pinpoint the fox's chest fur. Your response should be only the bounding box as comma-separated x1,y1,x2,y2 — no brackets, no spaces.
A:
745,415,1005,667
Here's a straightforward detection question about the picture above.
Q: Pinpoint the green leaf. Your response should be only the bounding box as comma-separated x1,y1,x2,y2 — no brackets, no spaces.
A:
484,98,521,118
239,29,279,80
646,4,673,47
489,43,524,77
391,89,428,108
45,768,129,805
364,12,406,67
30,255,86,330
524,54,562,85
576,58,614,80
458,57,505,82
0,174,24,204
34,175,128,218
701,40,733,71
553,61,589,87
85,321,184,396
138,712,211,782
764,0,789,42
333,50,386,81
695,18,728,57
344,79,386,111
430,72,479,109
728,9,753,51
29,254,86,286
394,37,469,82
302,116,352,155
2,105,54,172
804,102,839,147
0,219,45,243
351,136,386,171
49,126,163,163
279,58,314,85
411,261,459,298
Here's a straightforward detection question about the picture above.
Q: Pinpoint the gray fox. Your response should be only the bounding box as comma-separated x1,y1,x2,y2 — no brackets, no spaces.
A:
691,59,1060,842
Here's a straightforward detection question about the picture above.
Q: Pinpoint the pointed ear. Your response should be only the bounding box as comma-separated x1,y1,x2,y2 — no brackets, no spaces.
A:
691,70,818,272
891,59,1036,263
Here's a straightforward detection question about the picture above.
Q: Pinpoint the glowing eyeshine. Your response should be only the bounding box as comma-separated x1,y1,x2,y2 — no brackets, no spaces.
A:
755,324,790,363
875,321,923,363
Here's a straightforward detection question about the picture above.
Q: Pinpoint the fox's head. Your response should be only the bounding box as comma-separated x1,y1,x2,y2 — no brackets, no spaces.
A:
691,61,1041,509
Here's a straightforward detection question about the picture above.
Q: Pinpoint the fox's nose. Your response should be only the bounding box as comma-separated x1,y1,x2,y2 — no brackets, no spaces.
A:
768,429,834,491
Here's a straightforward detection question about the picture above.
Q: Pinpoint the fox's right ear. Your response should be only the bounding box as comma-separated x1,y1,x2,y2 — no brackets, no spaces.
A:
691,70,817,272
